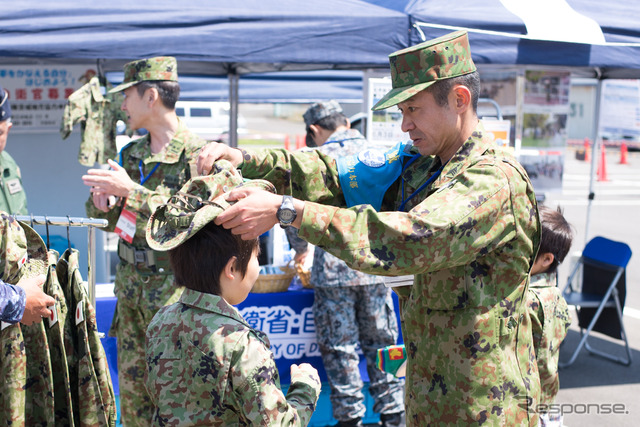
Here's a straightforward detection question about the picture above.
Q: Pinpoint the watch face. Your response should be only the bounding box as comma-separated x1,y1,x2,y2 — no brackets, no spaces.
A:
278,209,296,223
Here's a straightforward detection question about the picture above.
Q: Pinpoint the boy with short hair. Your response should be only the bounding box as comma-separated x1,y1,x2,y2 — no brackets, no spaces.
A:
527,204,573,426
145,167,321,426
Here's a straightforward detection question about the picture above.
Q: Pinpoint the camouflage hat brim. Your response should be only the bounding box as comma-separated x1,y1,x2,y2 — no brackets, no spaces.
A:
108,80,138,94
372,80,436,111
147,179,275,251
17,221,48,280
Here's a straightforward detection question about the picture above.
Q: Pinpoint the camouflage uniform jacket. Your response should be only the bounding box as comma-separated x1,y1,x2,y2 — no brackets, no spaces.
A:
527,272,570,407
289,128,384,287
85,118,206,252
0,151,28,215
0,280,25,324
239,121,541,425
146,288,321,426
60,76,129,166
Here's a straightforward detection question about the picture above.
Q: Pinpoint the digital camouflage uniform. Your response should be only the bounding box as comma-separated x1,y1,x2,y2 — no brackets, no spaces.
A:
287,123,404,422
146,288,322,426
237,120,541,425
0,151,28,215
85,120,207,424
527,272,571,408
60,75,129,166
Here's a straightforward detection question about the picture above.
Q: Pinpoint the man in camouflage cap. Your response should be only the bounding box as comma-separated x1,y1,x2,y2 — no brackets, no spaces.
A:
195,30,542,425
0,86,29,215
81,55,209,426
144,171,321,425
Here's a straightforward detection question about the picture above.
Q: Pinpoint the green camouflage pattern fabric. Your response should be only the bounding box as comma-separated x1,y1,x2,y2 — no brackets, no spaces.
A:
238,121,541,425
0,318,26,423
110,56,178,93
373,30,477,111
85,119,207,425
60,75,130,166
20,225,55,425
147,162,275,251
527,272,571,408
43,248,76,426
0,151,28,215
146,288,321,426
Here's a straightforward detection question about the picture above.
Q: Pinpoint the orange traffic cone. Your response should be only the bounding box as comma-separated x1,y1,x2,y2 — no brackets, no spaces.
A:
597,143,608,181
620,142,629,164
583,138,591,162
284,135,290,151
295,134,304,149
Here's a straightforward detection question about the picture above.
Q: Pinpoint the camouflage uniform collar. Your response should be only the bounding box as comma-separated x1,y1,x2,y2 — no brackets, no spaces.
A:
326,128,365,144
179,287,250,327
530,271,557,288
440,121,494,181
130,118,189,165
88,76,114,103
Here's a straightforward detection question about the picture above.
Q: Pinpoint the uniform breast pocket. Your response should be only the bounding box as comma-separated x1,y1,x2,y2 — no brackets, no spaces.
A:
417,269,469,310
183,339,229,410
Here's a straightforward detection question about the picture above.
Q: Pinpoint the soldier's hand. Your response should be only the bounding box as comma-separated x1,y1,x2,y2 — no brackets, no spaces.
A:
290,363,320,385
17,274,55,325
82,159,135,198
293,250,308,265
91,191,112,212
214,187,282,240
196,142,244,175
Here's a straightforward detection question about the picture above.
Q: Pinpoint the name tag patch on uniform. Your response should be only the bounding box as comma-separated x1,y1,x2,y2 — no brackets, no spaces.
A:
114,208,136,244
6,178,22,195
48,303,58,327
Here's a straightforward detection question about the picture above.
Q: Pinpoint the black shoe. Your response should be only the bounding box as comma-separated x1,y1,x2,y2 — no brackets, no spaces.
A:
335,418,363,427
380,412,406,427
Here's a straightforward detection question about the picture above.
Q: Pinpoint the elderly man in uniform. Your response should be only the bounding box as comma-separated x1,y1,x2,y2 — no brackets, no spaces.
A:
196,31,541,425
287,100,405,427
81,56,209,425
0,86,28,215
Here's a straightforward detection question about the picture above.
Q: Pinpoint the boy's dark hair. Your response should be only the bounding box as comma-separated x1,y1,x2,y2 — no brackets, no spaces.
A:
169,221,258,295
305,112,348,134
538,205,574,273
135,80,180,110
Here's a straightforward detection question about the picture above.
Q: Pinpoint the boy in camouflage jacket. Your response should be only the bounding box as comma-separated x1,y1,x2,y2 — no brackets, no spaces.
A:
145,168,321,426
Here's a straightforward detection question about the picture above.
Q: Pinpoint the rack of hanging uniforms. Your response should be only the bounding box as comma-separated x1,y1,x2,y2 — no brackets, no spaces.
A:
1,214,117,426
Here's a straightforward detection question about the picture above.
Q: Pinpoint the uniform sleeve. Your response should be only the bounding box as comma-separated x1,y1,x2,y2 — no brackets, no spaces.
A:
60,85,90,140
231,332,320,426
0,280,26,324
240,148,347,206
298,159,523,276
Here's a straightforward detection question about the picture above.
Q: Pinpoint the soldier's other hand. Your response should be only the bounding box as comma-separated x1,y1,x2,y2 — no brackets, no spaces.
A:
290,363,320,385
91,191,112,213
17,274,54,325
293,250,308,265
214,188,281,240
82,159,135,198
196,142,244,175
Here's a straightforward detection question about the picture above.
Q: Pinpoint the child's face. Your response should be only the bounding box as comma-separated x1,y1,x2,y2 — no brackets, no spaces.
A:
222,247,260,305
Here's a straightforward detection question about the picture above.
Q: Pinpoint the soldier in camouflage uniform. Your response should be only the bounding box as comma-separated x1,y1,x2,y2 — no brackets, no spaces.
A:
526,205,573,427
145,168,321,426
0,87,29,215
82,56,208,426
196,31,541,425
286,101,404,427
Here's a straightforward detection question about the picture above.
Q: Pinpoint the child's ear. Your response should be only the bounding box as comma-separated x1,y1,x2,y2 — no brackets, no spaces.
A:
223,256,238,280
540,252,555,269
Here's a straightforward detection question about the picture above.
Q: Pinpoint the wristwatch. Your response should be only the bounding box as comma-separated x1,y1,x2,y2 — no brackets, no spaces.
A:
276,195,297,228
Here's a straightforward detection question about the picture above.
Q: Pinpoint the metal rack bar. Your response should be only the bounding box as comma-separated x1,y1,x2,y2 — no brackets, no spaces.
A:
14,215,109,307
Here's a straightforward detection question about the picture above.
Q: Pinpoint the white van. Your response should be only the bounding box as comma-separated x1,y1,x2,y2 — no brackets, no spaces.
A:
175,101,248,141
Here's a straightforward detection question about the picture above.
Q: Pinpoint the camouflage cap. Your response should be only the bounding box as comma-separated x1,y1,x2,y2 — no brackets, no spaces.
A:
303,100,343,126
146,160,276,251
0,213,47,284
109,56,178,93
372,30,476,111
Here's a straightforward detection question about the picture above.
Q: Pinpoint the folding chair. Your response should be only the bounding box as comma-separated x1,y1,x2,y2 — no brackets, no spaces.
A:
559,236,633,368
